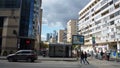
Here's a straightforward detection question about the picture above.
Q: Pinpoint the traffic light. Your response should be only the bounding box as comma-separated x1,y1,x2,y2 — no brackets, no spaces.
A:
26,40,30,44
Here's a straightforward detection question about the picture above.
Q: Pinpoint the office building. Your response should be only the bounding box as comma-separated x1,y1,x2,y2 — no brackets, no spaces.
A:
46,33,50,42
0,0,42,55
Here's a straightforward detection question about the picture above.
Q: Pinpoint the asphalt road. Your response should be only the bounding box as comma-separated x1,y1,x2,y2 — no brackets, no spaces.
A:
0,58,120,68
0,60,80,68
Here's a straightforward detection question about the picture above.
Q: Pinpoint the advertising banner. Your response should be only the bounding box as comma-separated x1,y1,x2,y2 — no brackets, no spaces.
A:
72,35,84,45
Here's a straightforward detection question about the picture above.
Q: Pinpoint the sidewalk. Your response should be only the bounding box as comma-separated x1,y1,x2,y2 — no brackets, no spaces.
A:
78,57,120,68
0,56,6,60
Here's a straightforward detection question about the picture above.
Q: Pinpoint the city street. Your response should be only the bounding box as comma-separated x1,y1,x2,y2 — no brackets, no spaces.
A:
0,57,120,68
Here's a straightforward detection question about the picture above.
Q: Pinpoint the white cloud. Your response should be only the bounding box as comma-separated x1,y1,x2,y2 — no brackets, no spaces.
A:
42,18,48,24
42,0,90,28
48,21,63,28
41,35,46,41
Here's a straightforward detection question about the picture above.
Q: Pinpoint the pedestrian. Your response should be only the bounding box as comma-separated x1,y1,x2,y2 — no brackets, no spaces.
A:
80,51,85,64
106,50,110,61
84,51,89,64
100,51,104,60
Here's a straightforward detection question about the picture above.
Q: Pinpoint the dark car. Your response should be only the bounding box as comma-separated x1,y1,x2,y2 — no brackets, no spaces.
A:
6,50,38,62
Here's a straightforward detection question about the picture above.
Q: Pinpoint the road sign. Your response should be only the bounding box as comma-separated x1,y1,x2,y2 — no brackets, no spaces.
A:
72,35,84,45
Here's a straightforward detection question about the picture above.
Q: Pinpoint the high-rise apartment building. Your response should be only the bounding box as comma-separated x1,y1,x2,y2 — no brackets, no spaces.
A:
67,20,77,43
58,30,66,43
0,0,42,55
78,0,120,52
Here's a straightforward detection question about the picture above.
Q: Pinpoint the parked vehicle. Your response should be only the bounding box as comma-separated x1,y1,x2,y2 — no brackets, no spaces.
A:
6,50,38,62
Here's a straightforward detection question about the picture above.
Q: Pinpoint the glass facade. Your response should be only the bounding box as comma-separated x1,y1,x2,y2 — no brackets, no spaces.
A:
19,0,31,37
19,0,35,37
0,0,41,51
28,0,34,37
19,0,35,49
0,0,21,8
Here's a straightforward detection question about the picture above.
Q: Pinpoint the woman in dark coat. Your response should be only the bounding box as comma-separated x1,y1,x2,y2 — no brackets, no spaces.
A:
84,51,89,64
80,51,85,64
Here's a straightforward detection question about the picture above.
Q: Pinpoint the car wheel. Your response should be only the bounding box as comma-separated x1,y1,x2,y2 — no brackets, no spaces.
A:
27,58,34,62
31,60,34,62
8,58,13,62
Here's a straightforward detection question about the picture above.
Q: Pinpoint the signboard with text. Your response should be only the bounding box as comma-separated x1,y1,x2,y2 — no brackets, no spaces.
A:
72,35,84,45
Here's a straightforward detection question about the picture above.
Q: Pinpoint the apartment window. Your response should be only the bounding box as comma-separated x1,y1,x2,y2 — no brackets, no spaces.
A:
119,10,120,15
103,16,109,22
95,20,101,25
109,7,114,12
89,25,92,27
114,4,119,9
101,10,109,16
95,15,101,20
100,3,109,11
85,40,89,42
91,8,94,12
85,17,89,21
114,11,119,16
110,14,114,19
95,9,101,15
92,29,94,32
102,23,109,28
96,26,101,30
110,21,114,25
101,0,108,6
111,34,115,38
89,34,92,37
111,28,114,31
109,0,113,5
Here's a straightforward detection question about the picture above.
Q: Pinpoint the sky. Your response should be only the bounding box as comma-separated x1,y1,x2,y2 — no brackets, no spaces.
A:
41,0,90,41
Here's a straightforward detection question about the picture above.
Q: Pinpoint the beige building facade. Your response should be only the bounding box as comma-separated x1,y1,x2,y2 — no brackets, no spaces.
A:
67,20,77,43
0,9,20,55
58,30,65,43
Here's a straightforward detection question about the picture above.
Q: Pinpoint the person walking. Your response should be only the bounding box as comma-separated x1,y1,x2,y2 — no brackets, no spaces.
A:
106,50,110,61
84,51,89,64
100,51,104,60
80,51,85,64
